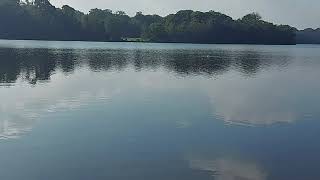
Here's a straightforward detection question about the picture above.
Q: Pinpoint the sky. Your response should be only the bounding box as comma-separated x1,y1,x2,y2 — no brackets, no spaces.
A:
49,0,319,29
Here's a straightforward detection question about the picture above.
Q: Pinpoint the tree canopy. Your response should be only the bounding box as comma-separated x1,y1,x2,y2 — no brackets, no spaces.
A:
0,0,297,44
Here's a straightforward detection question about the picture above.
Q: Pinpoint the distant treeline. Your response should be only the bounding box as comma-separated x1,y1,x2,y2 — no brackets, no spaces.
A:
0,0,304,44
296,28,320,44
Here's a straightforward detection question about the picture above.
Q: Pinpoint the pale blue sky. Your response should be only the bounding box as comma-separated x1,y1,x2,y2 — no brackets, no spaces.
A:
50,0,319,29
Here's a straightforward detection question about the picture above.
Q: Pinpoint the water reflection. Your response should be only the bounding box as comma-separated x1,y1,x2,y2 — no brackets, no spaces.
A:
1,42,320,180
0,44,320,139
190,158,267,180
0,47,291,84
0,118,33,139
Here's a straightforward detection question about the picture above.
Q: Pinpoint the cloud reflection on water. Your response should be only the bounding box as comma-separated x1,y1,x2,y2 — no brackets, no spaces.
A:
1,43,320,140
190,158,267,180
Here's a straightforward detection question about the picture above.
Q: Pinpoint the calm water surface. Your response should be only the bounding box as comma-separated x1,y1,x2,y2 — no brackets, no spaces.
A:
0,40,320,180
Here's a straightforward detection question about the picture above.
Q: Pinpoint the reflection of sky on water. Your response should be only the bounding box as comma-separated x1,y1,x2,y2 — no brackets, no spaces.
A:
206,68,320,126
190,158,267,180
1,43,320,139
0,70,124,139
1,41,320,180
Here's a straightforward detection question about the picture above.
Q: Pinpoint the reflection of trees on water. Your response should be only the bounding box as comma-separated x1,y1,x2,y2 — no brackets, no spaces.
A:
87,50,130,72
0,48,58,84
163,50,233,76
235,51,291,76
0,47,291,84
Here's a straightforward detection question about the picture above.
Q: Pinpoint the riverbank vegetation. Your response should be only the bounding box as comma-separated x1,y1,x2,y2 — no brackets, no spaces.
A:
0,0,298,44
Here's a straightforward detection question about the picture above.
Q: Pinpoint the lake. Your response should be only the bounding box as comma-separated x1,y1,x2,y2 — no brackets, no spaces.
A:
0,40,320,180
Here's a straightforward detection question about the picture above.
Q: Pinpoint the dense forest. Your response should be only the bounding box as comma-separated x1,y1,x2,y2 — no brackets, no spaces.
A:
296,28,320,44
0,0,298,44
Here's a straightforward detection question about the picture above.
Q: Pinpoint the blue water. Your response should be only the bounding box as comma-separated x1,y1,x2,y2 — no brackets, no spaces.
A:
0,40,320,180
